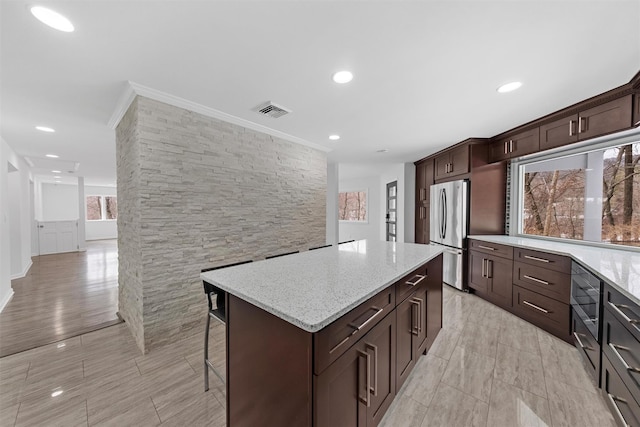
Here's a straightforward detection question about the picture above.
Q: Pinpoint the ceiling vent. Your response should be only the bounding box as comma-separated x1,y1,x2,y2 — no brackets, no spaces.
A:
252,101,292,118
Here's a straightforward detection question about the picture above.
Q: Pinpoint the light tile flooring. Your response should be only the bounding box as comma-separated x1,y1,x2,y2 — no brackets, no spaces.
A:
379,286,616,427
0,285,615,426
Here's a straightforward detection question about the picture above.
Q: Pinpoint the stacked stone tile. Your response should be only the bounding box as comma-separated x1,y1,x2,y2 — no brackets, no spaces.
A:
116,96,327,353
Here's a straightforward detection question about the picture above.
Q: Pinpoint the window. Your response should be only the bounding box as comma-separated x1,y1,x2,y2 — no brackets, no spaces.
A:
516,140,640,248
86,196,117,221
338,190,368,222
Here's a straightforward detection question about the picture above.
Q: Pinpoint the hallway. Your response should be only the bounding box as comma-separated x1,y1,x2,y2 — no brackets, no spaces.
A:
0,240,120,357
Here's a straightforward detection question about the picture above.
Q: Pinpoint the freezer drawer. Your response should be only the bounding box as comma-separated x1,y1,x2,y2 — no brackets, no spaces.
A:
432,244,464,291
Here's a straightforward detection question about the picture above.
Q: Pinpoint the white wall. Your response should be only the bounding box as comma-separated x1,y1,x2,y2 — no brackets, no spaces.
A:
1,138,33,310
0,139,13,311
41,183,79,221
84,185,118,241
338,175,381,242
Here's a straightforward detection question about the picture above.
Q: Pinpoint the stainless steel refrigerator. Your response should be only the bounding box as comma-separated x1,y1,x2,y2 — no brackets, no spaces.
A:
429,179,468,290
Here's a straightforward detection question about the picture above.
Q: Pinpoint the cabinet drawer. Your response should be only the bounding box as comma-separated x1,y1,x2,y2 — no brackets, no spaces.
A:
514,248,570,273
314,287,395,375
469,239,513,259
572,308,600,383
601,355,640,427
512,285,570,340
395,263,429,304
603,307,640,406
604,283,640,343
513,261,570,303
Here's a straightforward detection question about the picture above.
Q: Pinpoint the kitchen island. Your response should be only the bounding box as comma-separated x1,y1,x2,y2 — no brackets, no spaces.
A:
201,240,444,427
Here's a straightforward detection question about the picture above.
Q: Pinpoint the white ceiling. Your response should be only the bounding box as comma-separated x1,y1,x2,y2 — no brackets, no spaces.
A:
1,1,639,186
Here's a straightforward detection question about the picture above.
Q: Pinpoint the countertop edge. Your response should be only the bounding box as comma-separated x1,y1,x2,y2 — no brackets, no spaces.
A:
469,235,640,306
201,248,444,333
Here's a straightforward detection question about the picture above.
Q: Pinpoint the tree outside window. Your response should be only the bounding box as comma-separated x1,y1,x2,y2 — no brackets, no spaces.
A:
339,191,367,222
86,196,117,221
521,142,640,247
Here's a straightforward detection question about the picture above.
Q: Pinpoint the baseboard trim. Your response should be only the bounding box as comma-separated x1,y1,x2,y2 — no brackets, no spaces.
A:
10,259,33,280
0,289,14,313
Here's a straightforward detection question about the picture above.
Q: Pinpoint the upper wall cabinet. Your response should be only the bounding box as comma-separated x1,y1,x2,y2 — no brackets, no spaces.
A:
489,128,540,163
434,145,469,181
540,95,633,151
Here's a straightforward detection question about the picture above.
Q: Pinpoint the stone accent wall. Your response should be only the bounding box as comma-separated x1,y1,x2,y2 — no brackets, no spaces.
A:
116,96,327,353
116,98,145,351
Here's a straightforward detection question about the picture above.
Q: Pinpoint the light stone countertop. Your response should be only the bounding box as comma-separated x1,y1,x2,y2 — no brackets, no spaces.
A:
201,240,443,332
470,235,640,306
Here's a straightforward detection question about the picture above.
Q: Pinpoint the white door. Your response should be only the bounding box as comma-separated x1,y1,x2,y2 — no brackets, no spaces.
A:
38,221,78,255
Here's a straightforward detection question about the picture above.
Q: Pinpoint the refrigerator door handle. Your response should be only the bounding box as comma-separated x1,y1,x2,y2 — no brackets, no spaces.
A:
442,188,447,240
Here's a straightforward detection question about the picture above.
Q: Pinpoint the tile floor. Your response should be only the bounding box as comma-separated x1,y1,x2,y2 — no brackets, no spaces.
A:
0,286,615,426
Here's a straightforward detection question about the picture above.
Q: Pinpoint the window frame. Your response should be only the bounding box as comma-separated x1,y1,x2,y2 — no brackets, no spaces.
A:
338,188,369,224
86,195,118,222
510,128,640,252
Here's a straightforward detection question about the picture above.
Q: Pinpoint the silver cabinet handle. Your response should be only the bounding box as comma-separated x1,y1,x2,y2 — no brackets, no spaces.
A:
329,335,351,354
413,297,424,333
606,393,630,427
608,302,640,333
410,299,420,336
365,343,378,396
523,275,550,286
569,119,575,136
487,259,493,279
509,140,514,153
481,258,486,278
405,274,426,287
504,141,508,154
578,116,587,134
478,245,495,251
358,350,371,407
573,332,594,351
609,343,640,374
523,300,549,314
349,307,384,332
524,255,550,263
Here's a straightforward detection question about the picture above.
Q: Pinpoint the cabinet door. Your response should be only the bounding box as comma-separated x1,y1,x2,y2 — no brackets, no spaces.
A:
415,204,430,244
510,128,540,158
364,313,396,427
487,255,513,308
634,93,640,126
396,295,419,391
489,138,511,162
434,153,450,181
314,340,368,427
578,95,633,141
448,145,470,177
468,251,488,293
315,313,396,427
540,114,578,151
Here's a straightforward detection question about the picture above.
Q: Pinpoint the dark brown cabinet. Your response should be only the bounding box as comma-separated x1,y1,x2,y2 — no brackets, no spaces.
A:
540,96,633,151
395,254,442,391
489,128,540,162
315,312,396,427
434,145,469,181
415,160,434,244
468,242,513,309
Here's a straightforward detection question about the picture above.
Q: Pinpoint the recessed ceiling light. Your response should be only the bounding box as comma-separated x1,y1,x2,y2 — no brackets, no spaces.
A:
30,6,74,32
332,71,353,84
45,154,59,158
36,126,55,133
329,135,340,141
52,170,61,173
376,149,389,153
497,81,522,93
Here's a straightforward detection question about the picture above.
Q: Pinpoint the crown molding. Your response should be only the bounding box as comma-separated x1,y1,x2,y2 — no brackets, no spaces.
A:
107,81,331,153
107,81,137,129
